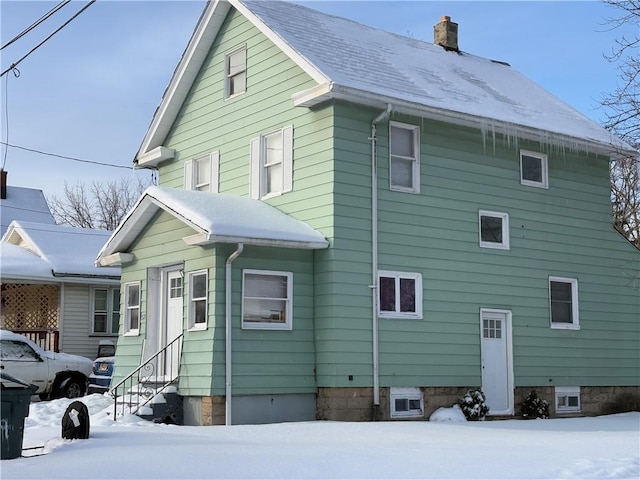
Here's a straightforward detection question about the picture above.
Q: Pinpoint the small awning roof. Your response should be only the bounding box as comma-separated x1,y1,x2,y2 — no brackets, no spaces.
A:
96,186,329,266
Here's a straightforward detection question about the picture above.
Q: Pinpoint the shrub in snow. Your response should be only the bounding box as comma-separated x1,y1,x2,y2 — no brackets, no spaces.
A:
520,390,549,419
429,404,467,422
458,389,489,421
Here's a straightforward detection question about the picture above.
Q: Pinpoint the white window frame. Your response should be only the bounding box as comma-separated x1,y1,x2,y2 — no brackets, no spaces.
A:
390,387,424,418
184,151,219,193
520,150,548,189
224,45,246,99
555,386,581,413
479,210,510,250
378,270,423,319
389,121,420,193
250,126,293,200
124,282,141,336
549,276,580,330
188,270,208,331
241,269,293,330
91,287,120,335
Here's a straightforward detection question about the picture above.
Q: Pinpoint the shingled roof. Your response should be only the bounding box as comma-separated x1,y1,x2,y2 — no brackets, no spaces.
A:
136,0,629,162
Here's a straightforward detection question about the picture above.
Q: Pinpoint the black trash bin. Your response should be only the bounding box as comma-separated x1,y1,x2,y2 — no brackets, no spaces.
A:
1,373,37,460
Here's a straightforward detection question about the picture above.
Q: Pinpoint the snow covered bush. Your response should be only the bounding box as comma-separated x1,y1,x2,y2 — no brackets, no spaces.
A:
458,389,489,421
520,390,549,419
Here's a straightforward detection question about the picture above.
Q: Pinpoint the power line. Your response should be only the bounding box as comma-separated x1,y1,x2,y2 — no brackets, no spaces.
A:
1,1,71,51
1,0,96,78
0,141,132,170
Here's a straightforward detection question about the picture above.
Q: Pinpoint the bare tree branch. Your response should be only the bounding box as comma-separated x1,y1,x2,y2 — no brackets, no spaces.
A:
48,176,151,231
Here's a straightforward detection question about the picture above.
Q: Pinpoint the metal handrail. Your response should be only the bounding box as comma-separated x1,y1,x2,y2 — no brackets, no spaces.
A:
110,333,183,420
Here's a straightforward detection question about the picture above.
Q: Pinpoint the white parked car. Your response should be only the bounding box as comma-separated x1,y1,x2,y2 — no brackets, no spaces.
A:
0,330,93,400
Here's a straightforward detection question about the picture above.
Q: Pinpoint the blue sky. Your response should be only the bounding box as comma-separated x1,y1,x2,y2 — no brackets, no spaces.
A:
0,1,632,200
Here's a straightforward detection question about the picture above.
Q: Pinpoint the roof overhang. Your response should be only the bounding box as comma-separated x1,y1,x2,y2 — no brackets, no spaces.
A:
292,83,635,158
96,187,329,267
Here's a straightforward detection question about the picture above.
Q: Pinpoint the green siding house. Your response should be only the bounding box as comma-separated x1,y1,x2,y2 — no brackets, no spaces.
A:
97,0,639,425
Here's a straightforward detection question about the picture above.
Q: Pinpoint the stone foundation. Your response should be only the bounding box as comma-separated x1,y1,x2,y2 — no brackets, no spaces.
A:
185,385,639,425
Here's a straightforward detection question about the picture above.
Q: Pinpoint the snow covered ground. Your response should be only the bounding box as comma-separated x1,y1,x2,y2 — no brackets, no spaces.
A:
2,394,638,479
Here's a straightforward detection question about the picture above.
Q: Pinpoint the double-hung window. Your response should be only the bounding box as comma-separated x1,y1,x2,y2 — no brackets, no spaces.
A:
250,126,293,199
389,122,420,193
549,277,579,329
184,152,219,193
188,271,208,330
479,210,510,250
225,46,246,98
242,270,292,330
92,287,120,335
124,282,140,336
378,271,422,319
520,150,548,188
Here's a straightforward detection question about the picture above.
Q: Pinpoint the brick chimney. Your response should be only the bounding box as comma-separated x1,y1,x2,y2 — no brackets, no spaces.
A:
0,169,6,200
434,15,459,52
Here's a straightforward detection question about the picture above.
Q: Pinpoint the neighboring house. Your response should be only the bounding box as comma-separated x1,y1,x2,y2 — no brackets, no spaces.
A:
1,221,120,359
96,0,639,425
0,170,56,236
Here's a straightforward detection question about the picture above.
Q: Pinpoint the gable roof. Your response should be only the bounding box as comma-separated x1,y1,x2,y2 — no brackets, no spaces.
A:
96,186,329,266
136,0,631,163
1,221,119,281
0,186,55,236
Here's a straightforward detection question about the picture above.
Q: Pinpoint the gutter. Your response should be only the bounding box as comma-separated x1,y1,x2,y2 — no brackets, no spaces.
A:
370,104,392,410
225,243,243,426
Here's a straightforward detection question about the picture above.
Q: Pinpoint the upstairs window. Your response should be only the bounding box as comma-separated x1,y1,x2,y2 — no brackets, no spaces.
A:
92,287,120,335
184,152,219,193
188,271,208,330
520,150,548,189
389,122,420,193
225,45,246,98
250,126,293,199
479,210,510,250
549,277,579,329
124,282,140,336
242,270,293,330
378,271,422,319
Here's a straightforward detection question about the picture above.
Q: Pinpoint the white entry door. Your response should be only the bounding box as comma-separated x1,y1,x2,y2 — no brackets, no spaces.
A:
162,270,183,380
480,309,513,415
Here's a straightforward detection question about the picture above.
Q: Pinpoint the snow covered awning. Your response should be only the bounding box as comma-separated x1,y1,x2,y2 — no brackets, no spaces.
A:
96,186,329,266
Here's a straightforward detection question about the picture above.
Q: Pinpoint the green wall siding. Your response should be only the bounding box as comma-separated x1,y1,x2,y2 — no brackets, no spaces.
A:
117,6,638,399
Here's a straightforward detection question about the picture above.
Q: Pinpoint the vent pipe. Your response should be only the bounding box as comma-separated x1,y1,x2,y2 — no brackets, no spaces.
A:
1,170,7,199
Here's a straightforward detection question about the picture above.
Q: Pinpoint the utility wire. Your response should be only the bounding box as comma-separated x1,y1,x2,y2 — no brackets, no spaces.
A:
0,0,96,78
1,0,71,51
0,141,132,170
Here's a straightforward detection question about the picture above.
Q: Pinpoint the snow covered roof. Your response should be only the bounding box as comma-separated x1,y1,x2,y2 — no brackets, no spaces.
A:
96,186,329,266
136,0,631,162
0,186,55,236
1,221,120,282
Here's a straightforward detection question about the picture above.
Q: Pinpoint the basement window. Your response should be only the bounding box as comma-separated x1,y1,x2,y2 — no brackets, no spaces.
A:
390,387,424,418
555,387,581,413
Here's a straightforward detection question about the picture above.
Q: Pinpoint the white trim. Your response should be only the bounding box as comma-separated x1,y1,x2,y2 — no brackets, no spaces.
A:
124,281,141,336
479,308,514,415
520,150,548,189
241,269,293,330
479,210,510,250
549,276,580,330
555,386,581,413
390,387,424,418
389,121,420,194
136,146,175,168
188,270,208,331
378,270,423,319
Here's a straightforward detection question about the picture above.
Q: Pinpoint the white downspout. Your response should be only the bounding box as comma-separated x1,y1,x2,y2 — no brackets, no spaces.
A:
370,104,392,409
225,242,244,426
